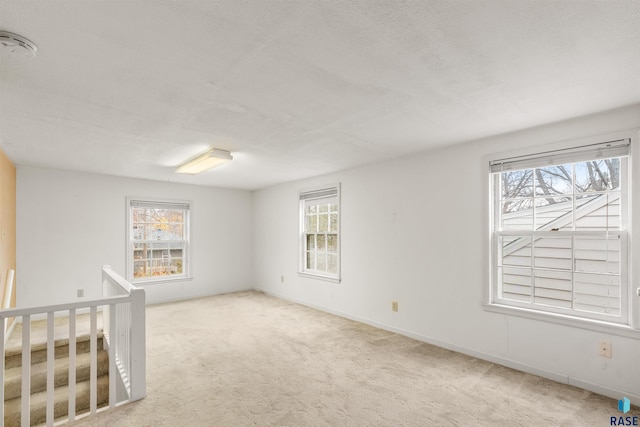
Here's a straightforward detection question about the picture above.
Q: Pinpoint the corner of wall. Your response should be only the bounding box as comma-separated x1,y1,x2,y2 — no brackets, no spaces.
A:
0,147,17,313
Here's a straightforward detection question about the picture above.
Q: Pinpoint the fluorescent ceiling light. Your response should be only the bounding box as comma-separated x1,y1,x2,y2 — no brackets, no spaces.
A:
175,148,233,174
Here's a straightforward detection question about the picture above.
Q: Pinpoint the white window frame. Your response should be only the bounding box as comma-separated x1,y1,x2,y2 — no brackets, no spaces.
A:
126,197,192,284
485,136,637,334
299,184,341,283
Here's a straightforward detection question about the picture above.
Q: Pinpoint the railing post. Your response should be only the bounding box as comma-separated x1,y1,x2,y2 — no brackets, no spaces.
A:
129,287,146,401
102,265,111,297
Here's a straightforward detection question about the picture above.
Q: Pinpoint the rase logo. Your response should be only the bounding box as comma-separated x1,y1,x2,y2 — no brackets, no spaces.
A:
620,397,631,414
611,397,637,426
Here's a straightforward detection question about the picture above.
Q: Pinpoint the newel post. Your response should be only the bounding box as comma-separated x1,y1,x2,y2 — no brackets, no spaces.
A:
101,265,110,297
129,285,146,401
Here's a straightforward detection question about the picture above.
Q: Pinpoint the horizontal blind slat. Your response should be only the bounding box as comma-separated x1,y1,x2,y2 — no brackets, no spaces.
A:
490,139,629,172
130,200,191,210
300,188,338,200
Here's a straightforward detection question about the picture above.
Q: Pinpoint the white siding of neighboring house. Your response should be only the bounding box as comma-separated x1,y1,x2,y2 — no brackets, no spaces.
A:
500,193,622,315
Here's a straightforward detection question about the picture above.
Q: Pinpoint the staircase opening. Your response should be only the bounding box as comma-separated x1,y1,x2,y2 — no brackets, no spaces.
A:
4,314,110,426
0,266,145,426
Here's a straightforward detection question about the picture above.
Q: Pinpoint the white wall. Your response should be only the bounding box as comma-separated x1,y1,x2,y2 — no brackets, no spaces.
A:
17,167,253,306
253,104,640,403
14,105,640,403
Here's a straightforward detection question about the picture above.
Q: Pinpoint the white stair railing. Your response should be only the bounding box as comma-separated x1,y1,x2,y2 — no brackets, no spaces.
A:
2,269,15,344
0,266,145,426
101,265,146,402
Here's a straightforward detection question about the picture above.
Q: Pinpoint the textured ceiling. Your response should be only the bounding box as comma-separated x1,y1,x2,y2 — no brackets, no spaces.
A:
1,0,639,190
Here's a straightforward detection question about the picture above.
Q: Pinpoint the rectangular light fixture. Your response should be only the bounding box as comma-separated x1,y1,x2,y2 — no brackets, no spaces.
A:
175,148,233,174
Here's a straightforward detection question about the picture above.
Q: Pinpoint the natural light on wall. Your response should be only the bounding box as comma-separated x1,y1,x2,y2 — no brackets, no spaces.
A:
175,148,233,174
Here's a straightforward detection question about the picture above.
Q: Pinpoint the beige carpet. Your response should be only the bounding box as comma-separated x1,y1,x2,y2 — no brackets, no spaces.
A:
66,291,630,426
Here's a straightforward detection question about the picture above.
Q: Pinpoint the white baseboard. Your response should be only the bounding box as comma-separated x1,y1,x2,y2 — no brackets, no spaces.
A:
147,286,255,306
260,289,640,406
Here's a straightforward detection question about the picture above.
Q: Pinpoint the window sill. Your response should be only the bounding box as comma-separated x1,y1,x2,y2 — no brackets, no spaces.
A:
483,303,640,339
131,276,193,286
298,272,341,284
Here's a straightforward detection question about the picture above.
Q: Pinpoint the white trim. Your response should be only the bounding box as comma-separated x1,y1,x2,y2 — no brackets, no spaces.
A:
483,302,640,339
630,131,639,329
126,196,192,283
487,131,633,328
0,295,130,318
261,289,640,406
298,183,341,283
145,285,254,306
131,276,194,286
297,271,341,284
12,306,100,323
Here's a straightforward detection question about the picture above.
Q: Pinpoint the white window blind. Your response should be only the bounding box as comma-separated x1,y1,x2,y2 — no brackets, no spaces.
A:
129,200,191,210
490,139,629,172
300,187,339,201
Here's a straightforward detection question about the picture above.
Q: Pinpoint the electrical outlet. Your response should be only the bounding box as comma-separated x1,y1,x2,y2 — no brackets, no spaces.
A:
392,301,398,312
599,341,611,358
77,289,84,298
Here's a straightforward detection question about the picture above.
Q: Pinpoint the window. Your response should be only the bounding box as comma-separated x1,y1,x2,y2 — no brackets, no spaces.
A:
489,140,630,325
127,199,190,283
299,185,340,282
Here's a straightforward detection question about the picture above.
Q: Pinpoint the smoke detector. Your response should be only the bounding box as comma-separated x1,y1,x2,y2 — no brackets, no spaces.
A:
0,31,37,56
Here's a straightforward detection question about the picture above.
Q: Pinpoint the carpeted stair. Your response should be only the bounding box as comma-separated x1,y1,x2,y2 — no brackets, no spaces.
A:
3,319,109,426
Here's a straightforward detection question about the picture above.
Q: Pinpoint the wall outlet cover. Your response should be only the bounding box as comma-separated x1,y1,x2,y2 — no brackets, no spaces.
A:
599,341,611,358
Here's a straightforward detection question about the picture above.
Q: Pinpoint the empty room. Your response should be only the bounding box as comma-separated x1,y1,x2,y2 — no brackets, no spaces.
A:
1,0,640,426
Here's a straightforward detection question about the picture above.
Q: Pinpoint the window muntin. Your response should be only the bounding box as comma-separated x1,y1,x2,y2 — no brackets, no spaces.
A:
127,199,190,283
491,141,629,324
299,185,340,281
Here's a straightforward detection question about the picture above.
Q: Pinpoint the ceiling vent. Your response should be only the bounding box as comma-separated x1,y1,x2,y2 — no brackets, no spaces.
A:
0,31,37,56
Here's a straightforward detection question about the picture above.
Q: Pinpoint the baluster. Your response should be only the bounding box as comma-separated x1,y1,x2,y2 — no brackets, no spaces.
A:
21,314,31,427
125,303,130,388
109,304,116,408
90,306,97,414
46,312,54,426
68,309,76,422
128,302,132,383
116,304,121,376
